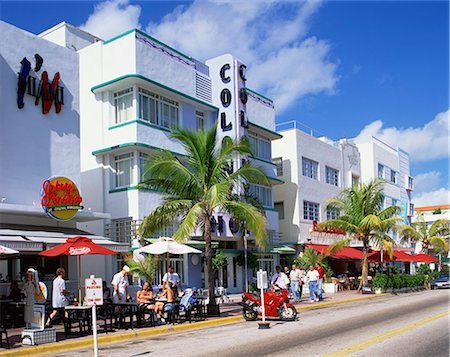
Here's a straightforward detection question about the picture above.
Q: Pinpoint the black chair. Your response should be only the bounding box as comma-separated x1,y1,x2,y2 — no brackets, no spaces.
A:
97,304,114,333
0,304,11,349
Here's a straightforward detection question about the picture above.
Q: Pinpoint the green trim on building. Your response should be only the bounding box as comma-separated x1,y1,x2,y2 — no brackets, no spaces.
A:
264,207,278,212
108,119,171,133
247,121,283,139
135,29,193,62
92,142,186,157
103,29,136,45
268,176,285,184
246,88,274,103
90,74,219,111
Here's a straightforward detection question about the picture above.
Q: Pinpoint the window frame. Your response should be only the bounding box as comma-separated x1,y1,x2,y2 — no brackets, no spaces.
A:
273,157,283,176
326,207,340,220
302,157,319,180
114,88,134,124
274,201,285,220
303,200,320,221
138,88,180,130
113,152,134,189
325,166,339,186
248,131,272,161
196,110,205,131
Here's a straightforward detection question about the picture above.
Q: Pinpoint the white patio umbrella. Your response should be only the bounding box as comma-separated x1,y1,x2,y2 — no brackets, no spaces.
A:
133,237,201,272
0,244,19,255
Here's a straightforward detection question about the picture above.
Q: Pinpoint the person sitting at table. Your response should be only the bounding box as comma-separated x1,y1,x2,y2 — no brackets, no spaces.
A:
154,282,175,322
8,280,22,302
136,282,154,309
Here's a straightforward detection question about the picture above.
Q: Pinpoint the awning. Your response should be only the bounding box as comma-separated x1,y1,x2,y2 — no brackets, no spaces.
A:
144,238,218,251
413,253,439,263
305,243,364,260
367,250,423,263
270,245,296,254
0,224,129,253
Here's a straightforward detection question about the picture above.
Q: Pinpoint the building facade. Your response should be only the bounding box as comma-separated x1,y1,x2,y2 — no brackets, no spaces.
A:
272,121,361,246
355,136,414,233
29,25,282,293
0,21,127,296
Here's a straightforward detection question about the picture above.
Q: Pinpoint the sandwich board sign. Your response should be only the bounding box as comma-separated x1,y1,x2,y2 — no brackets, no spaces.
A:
85,277,103,306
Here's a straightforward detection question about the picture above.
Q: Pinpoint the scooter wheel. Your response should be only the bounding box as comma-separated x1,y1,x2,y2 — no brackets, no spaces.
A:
279,306,297,321
243,308,258,321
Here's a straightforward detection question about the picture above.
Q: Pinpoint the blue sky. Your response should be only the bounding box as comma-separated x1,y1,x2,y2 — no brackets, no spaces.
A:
1,0,448,205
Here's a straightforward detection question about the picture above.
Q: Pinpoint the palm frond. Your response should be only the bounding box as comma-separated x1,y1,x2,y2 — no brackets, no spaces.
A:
327,238,352,255
398,225,421,242
172,203,205,242
429,236,449,252
428,219,450,237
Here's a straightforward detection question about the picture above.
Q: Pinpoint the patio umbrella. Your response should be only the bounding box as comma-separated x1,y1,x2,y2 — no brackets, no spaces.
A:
0,244,19,255
39,236,117,301
134,237,201,272
413,253,439,263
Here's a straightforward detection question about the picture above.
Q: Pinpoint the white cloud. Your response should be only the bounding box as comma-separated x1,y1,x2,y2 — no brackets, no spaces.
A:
145,0,338,113
355,109,450,162
80,0,141,40
414,171,442,194
412,188,450,207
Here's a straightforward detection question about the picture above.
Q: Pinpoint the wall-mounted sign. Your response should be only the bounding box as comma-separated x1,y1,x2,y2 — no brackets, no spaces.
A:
17,54,64,114
312,220,346,235
40,176,83,221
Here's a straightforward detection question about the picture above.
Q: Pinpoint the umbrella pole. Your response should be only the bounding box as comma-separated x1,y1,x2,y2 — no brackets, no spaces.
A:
78,255,81,303
166,252,169,273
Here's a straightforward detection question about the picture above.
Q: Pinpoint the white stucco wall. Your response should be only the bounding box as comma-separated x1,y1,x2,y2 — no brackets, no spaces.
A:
0,21,80,206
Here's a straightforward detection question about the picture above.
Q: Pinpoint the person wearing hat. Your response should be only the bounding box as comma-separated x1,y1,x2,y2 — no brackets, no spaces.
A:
111,265,130,304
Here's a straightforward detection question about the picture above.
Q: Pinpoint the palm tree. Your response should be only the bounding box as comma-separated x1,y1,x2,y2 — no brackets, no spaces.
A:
399,213,449,254
138,123,269,305
319,180,400,290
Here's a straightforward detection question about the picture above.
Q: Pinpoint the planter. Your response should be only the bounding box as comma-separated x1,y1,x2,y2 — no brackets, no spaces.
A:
386,288,393,293
207,304,221,316
374,287,385,295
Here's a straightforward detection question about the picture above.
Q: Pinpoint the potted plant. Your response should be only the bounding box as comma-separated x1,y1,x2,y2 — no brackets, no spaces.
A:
373,273,387,294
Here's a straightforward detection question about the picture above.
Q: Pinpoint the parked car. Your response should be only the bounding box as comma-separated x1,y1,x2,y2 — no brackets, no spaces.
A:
430,273,449,289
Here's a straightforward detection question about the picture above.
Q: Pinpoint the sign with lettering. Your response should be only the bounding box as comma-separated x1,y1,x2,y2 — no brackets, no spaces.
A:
85,277,103,306
312,220,346,235
40,176,83,221
17,54,64,114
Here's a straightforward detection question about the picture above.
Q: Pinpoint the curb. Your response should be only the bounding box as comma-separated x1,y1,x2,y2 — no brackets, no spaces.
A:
0,293,389,356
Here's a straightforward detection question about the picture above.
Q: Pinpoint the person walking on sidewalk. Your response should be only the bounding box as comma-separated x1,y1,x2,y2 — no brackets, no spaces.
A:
306,265,320,303
289,264,302,302
316,263,327,301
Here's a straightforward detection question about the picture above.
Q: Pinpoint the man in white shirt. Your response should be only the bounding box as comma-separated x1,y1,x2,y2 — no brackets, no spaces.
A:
46,267,70,327
306,265,320,303
162,266,182,293
112,265,130,304
289,264,302,302
271,265,290,291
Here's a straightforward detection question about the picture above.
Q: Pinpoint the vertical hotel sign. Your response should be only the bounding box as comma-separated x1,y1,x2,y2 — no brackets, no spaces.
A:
40,177,83,221
17,54,64,114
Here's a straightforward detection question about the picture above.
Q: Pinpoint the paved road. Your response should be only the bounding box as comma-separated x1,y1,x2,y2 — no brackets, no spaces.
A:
52,289,449,357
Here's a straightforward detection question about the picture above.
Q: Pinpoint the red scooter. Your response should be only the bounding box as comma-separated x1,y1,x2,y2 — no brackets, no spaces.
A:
240,288,297,321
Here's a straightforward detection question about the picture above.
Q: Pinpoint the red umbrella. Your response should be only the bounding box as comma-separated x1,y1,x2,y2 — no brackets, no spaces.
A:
413,253,439,263
40,236,117,301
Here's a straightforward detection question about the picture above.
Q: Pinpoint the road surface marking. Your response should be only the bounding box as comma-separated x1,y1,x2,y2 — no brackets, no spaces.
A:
322,310,450,357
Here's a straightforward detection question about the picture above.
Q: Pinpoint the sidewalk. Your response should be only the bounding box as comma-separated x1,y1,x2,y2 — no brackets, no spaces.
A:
0,291,384,356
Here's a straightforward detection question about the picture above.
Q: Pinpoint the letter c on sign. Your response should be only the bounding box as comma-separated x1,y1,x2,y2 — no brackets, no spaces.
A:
220,89,232,108
220,64,231,83
239,64,247,81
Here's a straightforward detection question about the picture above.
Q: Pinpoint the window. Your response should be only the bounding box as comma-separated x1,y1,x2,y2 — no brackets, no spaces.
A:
138,88,179,129
114,153,133,188
196,111,205,130
302,157,318,180
248,132,271,161
303,201,319,221
274,202,284,220
378,163,384,179
114,88,134,124
390,170,397,184
109,217,134,243
139,152,149,181
248,184,273,207
326,166,339,186
352,174,359,187
326,207,340,220
391,198,398,207
273,157,283,176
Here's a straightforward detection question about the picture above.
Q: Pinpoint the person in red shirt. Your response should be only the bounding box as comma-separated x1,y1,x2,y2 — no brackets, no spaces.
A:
315,263,327,301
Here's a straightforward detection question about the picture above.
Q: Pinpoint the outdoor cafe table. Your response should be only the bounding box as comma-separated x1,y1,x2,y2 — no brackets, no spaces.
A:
112,302,140,330
65,305,93,336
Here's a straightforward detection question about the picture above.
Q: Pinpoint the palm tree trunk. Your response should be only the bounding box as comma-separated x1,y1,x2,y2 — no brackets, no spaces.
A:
358,239,369,292
204,215,216,305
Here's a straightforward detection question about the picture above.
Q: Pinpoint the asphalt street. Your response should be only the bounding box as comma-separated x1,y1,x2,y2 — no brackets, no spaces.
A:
50,289,449,357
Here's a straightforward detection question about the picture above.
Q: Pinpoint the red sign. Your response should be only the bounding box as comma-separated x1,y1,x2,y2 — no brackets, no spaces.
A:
312,220,346,235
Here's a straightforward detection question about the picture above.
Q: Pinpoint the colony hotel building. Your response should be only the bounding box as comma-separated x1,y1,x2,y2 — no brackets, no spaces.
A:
0,21,282,293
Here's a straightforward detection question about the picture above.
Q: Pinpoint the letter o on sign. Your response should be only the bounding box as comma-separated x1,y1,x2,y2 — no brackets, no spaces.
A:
239,88,248,105
220,89,232,107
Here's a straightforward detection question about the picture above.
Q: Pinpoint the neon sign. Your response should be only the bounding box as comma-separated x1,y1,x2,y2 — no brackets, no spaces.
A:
40,177,83,221
312,220,346,235
17,54,64,114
